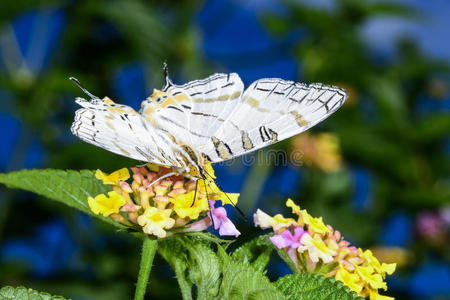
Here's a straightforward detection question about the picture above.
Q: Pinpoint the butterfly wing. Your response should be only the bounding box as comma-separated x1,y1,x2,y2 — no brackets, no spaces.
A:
175,73,244,146
71,97,183,167
195,78,347,162
140,73,244,149
74,75,346,169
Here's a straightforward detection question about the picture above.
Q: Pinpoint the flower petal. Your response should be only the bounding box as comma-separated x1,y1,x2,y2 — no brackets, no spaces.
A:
270,234,290,249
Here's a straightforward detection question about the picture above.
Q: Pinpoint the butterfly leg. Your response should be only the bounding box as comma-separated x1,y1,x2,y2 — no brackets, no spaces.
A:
190,180,198,207
147,171,176,187
203,169,246,221
203,179,215,230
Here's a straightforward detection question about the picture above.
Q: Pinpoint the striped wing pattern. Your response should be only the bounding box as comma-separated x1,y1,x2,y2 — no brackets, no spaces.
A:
175,73,244,146
185,77,347,162
71,98,185,168
72,73,346,172
138,73,243,149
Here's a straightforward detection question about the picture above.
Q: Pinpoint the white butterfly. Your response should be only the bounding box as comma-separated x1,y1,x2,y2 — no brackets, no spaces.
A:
71,66,347,180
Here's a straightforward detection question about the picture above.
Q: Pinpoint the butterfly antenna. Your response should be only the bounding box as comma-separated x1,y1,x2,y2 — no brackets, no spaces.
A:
162,62,173,91
191,180,198,207
203,169,246,221
69,77,98,99
203,179,215,230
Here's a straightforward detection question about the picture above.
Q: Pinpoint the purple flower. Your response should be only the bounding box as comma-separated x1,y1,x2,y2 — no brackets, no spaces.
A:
270,227,307,250
208,200,240,237
417,211,445,238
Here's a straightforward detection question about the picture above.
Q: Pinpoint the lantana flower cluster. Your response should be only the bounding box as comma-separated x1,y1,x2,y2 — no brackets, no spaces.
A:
88,164,240,238
254,199,396,300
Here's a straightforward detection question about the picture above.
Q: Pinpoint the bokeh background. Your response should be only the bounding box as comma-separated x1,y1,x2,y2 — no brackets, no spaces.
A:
0,0,449,299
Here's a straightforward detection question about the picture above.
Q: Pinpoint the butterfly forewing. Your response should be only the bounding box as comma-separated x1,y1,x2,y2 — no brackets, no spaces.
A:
195,79,347,162
72,98,182,167
165,73,244,147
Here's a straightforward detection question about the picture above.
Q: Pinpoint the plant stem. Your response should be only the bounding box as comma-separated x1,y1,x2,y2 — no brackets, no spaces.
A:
134,237,158,300
173,261,192,300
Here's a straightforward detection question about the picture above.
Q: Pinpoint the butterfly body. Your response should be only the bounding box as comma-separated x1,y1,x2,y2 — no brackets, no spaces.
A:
71,72,347,179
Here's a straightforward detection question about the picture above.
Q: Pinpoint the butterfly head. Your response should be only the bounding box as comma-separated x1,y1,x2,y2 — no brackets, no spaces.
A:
141,89,170,116
149,89,169,104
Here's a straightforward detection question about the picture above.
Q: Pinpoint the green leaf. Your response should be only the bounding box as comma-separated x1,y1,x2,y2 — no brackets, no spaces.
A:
219,246,285,300
231,234,274,272
159,235,286,300
275,274,363,300
158,237,193,300
0,169,122,228
273,246,300,274
159,235,222,299
0,286,68,300
183,232,233,245
184,240,221,299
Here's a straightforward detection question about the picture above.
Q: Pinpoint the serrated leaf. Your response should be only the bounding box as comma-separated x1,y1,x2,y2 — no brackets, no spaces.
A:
159,235,285,300
0,169,122,228
275,274,363,300
182,238,221,299
158,238,193,300
232,234,274,272
159,235,222,299
219,246,285,300
183,232,233,245
0,286,68,300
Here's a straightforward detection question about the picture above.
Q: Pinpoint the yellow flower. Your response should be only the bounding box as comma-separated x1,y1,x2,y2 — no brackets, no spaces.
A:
291,133,342,172
315,133,342,172
254,209,297,231
335,265,363,293
199,177,239,206
171,190,209,220
294,212,330,237
272,214,297,231
255,198,396,299
137,207,175,238
95,168,130,185
286,199,330,235
307,216,330,235
360,249,397,276
146,164,160,172
368,288,395,300
204,163,216,179
254,209,277,229
299,233,337,263
88,191,126,217
192,163,239,206
286,198,301,215
356,265,387,290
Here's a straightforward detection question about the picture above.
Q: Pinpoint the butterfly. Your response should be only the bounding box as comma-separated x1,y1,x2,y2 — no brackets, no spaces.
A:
71,64,347,182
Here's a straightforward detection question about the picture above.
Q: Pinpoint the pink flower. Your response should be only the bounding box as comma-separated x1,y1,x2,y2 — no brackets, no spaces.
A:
270,227,307,250
417,211,445,240
208,200,240,237
183,217,212,232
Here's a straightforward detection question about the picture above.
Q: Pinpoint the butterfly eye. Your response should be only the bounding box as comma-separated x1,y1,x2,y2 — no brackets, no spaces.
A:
155,95,168,103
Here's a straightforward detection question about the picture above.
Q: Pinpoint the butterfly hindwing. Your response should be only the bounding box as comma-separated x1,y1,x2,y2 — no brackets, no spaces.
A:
196,79,347,162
